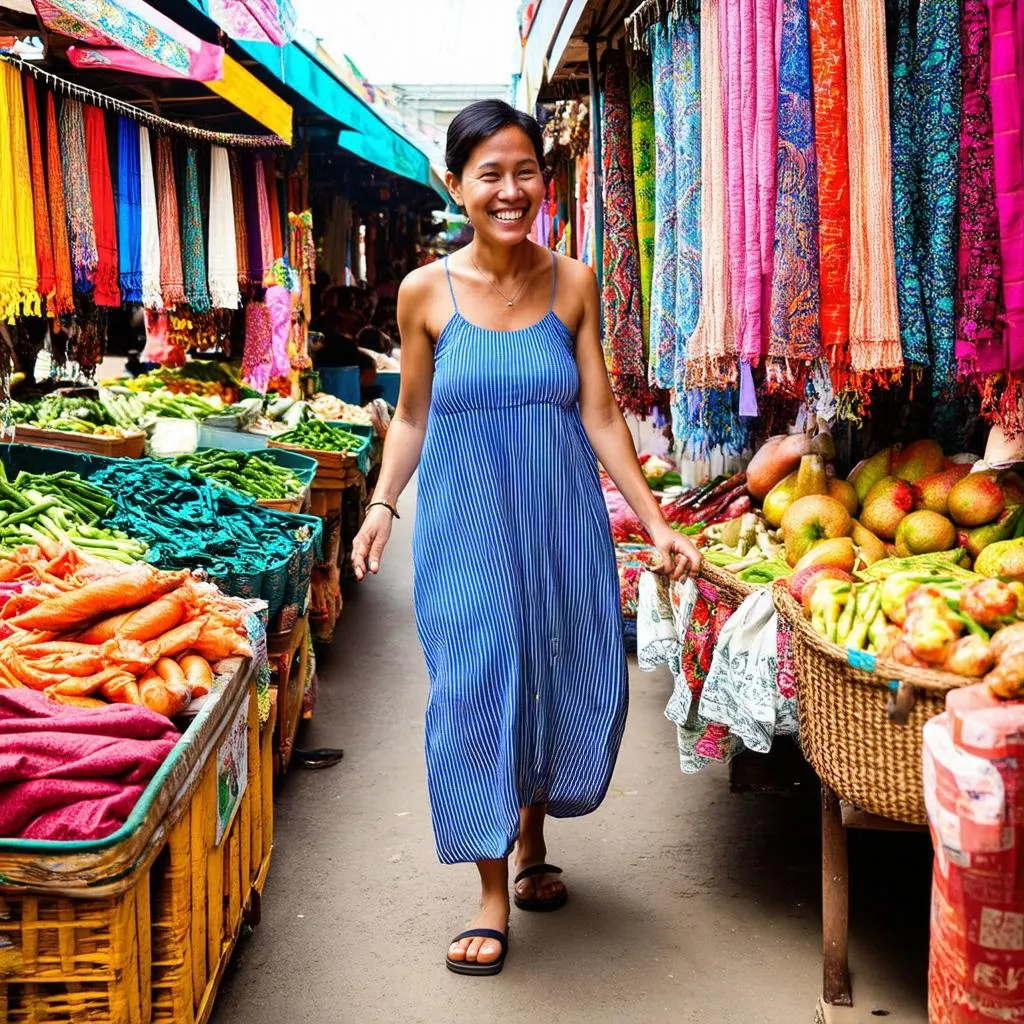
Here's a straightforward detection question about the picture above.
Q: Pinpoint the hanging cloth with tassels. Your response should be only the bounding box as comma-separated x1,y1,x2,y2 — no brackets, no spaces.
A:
181,146,210,313
116,116,143,304
60,97,97,296
45,92,73,316
24,77,54,301
84,104,120,307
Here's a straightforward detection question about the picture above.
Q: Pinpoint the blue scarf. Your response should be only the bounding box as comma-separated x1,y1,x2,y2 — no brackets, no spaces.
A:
116,116,142,303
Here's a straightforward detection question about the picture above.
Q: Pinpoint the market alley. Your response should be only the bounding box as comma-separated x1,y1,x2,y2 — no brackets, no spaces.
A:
211,494,932,1024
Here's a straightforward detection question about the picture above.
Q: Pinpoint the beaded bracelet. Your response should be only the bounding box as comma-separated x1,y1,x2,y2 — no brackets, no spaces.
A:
367,500,400,520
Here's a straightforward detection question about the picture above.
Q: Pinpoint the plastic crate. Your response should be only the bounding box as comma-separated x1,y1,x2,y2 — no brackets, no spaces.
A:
197,424,269,451
378,370,400,406
317,366,360,405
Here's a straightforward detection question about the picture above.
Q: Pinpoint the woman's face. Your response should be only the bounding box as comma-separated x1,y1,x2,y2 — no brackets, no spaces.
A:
446,126,545,246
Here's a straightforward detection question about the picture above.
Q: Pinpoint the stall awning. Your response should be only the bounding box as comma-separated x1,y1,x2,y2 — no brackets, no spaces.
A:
205,53,292,142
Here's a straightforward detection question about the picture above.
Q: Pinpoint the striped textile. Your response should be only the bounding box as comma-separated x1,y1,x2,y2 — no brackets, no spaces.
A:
413,252,628,865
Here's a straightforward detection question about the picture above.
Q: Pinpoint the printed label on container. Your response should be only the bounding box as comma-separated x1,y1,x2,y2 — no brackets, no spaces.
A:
216,694,249,846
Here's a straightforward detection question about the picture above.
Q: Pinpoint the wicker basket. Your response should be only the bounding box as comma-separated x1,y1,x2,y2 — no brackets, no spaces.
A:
699,561,759,609
772,584,969,824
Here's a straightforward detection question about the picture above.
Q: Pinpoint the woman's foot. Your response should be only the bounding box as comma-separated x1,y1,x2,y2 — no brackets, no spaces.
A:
514,804,567,907
447,896,509,967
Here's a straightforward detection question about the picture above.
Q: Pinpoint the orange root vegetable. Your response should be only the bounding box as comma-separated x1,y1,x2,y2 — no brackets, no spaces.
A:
31,652,107,677
49,694,106,709
10,567,190,633
117,591,187,642
0,649,65,690
101,637,160,675
179,654,213,697
154,657,188,690
150,617,206,659
76,610,135,644
18,641,104,658
1,586,65,620
139,669,190,716
190,620,251,661
45,666,134,698
0,662,24,687
0,630,59,649
99,675,143,705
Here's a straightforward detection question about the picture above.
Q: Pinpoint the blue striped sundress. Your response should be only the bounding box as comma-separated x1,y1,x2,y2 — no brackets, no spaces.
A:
413,252,629,865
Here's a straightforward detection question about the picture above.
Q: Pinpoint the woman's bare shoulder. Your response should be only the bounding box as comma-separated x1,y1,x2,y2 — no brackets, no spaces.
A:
551,252,597,330
397,261,449,303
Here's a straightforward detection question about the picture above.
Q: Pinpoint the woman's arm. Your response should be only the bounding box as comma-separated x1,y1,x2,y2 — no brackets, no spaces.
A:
572,262,700,580
352,270,435,579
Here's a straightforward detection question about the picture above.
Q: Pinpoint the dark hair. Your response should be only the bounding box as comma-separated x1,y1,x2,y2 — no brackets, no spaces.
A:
445,100,545,179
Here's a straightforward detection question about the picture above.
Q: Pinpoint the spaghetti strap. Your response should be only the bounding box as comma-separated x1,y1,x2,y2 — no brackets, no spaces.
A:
548,250,558,314
444,256,459,313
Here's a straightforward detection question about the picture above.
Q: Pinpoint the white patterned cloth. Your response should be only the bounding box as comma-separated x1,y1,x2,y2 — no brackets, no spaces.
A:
138,126,161,310
207,146,239,310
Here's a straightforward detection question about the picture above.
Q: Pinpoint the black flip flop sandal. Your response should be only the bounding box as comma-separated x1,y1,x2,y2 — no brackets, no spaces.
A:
445,928,509,976
513,863,568,912
293,748,344,769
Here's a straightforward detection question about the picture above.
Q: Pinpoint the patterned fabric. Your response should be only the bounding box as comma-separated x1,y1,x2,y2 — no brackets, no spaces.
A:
254,154,274,282
629,67,655,354
417,254,627,864
809,0,851,393
116,117,142,304
265,159,283,260
45,93,74,317
84,105,119,307
767,0,821,392
686,0,735,393
648,23,677,389
154,134,185,308
59,98,96,295
24,78,54,300
616,543,660,620
228,149,249,287
843,0,902,381
601,51,648,416
0,64,37,321
138,126,161,309
207,147,239,309
682,386,747,458
988,0,1024,373
241,299,273,391
182,147,210,313
957,0,1002,378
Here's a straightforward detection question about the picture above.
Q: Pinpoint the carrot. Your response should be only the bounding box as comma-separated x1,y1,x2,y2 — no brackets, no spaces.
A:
139,669,190,716
149,617,206,659
19,641,103,658
31,652,107,677
10,567,190,632
154,657,188,690
49,694,106,709
179,654,213,698
75,610,135,644
102,636,159,675
45,666,134,697
190,619,251,661
117,591,187,642
99,675,142,705
0,662,24,687
0,649,64,690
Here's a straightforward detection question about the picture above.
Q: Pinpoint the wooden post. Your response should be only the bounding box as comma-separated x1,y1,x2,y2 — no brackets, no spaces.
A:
821,784,853,1006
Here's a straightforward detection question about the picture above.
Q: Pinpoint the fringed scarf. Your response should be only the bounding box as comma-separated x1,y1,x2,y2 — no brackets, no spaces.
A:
255,155,274,282
45,93,73,316
155,134,185,308
265,158,283,260
60,98,96,296
842,0,901,381
808,0,851,395
24,78,54,300
138,126,161,309
628,65,656,354
83,105,120,307
207,147,239,310
766,0,821,394
601,50,649,416
116,117,142,304
182,147,210,313
0,63,37,320
957,0,1002,379
686,0,736,392
228,149,249,288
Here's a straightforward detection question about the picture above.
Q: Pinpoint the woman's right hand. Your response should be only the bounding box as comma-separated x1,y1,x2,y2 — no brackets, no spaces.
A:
351,506,395,580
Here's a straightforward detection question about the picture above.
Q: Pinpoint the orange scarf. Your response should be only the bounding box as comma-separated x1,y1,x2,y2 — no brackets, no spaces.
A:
45,93,74,316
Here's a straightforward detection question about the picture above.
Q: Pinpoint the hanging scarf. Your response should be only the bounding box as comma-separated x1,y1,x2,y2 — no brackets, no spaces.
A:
24,78,53,300
207,147,239,310
265,159,283,260
116,117,142,304
83,105,119,307
255,155,274,282
808,0,851,395
244,157,266,285
182,147,210,313
154,134,185,308
601,50,648,416
648,23,677,389
59,98,96,296
767,0,821,393
842,0,901,381
45,94,73,317
957,0,1002,378
686,0,736,393
0,64,37,320
988,0,1024,375
228,149,248,288
628,65,655,354
138,126,161,309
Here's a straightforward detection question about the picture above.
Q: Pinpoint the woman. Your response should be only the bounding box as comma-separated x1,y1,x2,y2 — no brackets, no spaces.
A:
351,100,700,976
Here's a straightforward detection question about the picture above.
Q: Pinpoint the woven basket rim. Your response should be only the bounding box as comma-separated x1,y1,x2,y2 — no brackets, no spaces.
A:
699,560,759,603
772,581,971,695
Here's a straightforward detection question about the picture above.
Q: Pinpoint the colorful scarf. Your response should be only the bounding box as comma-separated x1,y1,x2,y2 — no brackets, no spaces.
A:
59,98,96,295
0,64,37,320
687,0,736,392
182,147,210,313
842,0,901,380
648,23,678,389
207,148,239,309
988,0,1024,374
767,0,821,393
601,51,648,415
138,126,161,309
24,78,54,300
154,134,185,308
116,117,142,304
228,149,248,288
45,93,73,317
956,0,1002,378
808,0,851,393
629,66,655,354
83,105,120,307
255,155,274,282
265,159,283,260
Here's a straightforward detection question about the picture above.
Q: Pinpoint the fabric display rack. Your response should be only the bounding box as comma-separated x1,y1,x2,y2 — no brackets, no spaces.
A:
522,0,1024,1018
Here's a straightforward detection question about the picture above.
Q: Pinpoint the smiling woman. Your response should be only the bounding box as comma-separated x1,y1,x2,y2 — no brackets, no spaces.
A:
350,98,701,981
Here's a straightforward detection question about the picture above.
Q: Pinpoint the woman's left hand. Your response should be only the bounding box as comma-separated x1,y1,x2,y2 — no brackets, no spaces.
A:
649,525,702,582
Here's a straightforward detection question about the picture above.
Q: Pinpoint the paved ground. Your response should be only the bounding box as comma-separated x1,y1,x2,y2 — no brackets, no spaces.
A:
212,499,933,1024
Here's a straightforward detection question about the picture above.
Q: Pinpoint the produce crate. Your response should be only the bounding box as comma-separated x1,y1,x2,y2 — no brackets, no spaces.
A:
13,424,146,458
0,659,269,1024
187,447,316,515
196,424,268,452
771,584,969,824
267,424,371,481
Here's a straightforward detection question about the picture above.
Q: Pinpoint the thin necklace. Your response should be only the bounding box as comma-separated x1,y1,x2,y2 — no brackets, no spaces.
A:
469,253,530,307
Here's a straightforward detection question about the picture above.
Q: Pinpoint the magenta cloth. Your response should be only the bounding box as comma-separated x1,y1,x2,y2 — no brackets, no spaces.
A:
987,0,1024,373
265,283,293,379
721,0,780,365
0,688,179,842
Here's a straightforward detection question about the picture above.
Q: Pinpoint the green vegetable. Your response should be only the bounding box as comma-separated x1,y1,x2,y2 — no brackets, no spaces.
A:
169,449,306,501
275,419,364,453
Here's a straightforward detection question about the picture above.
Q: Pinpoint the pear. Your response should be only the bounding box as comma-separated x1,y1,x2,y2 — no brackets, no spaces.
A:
964,506,1024,559
891,440,946,483
848,446,893,505
913,464,971,515
763,471,798,528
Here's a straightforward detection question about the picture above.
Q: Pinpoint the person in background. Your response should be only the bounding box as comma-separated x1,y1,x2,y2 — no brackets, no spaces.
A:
335,288,366,338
